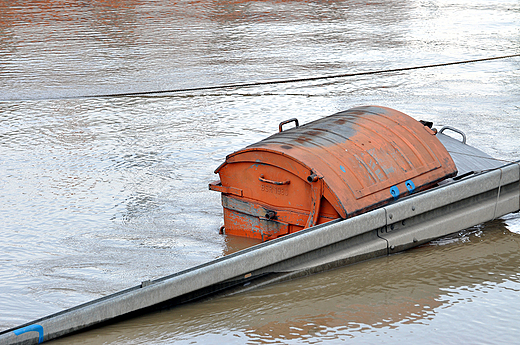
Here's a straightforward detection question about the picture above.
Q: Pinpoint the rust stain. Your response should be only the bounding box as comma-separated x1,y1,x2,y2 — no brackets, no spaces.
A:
210,106,457,241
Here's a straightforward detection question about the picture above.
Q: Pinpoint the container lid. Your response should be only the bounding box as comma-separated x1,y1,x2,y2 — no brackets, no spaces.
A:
216,106,457,218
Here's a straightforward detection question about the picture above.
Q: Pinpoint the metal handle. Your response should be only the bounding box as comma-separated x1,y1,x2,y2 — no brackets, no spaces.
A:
279,118,299,132
259,174,290,185
439,126,466,144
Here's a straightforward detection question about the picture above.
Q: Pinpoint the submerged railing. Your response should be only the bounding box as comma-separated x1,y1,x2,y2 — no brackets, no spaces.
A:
1,161,519,345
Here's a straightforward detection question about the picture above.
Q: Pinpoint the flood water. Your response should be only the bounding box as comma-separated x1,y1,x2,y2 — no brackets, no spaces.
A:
1,0,519,343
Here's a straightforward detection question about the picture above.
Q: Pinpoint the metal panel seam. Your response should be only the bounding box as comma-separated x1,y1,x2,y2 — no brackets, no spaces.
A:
379,206,390,254
492,167,504,220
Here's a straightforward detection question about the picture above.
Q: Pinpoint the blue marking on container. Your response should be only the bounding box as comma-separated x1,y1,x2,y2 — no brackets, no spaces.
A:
390,186,400,200
13,324,44,343
405,179,416,193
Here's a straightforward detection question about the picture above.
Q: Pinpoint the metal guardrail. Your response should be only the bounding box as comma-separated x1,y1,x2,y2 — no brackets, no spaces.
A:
2,161,519,345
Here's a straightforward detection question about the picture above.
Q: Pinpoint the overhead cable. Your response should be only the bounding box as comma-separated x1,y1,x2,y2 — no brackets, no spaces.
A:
4,53,520,101
88,53,520,98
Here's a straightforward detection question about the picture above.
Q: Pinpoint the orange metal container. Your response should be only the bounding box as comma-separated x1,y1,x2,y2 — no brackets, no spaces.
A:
209,106,457,241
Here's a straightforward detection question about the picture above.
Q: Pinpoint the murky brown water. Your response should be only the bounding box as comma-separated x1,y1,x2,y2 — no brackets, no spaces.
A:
1,0,520,343
50,220,520,344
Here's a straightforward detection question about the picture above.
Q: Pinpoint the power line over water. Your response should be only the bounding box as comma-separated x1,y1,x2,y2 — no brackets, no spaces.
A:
2,53,519,102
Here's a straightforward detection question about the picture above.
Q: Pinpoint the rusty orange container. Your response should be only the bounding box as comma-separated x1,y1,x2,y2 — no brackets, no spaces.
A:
209,106,457,241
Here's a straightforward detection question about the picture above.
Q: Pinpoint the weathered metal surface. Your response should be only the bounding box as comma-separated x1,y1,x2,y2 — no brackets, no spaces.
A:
210,106,457,240
3,160,518,345
436,132,504,176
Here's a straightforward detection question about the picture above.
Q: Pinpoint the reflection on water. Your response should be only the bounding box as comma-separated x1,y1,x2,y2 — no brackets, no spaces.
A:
2,0,517,101
1,0,520,343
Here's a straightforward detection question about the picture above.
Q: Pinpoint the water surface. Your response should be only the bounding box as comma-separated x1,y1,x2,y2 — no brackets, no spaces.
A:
1,0,519,343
